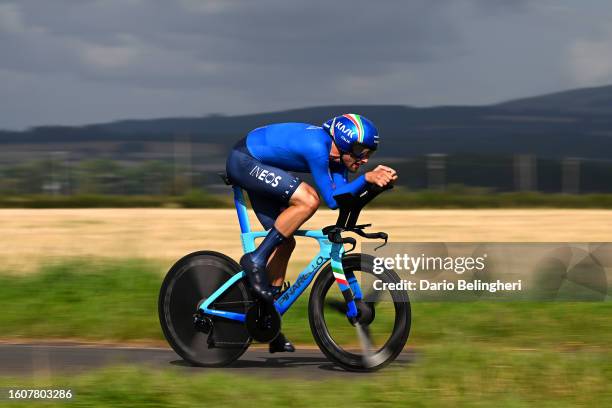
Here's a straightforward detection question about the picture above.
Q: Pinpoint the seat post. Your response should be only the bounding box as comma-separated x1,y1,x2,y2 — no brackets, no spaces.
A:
233,186,251,234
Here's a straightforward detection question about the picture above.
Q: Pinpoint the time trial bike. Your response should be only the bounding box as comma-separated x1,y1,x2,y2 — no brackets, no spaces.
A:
158,176,410,371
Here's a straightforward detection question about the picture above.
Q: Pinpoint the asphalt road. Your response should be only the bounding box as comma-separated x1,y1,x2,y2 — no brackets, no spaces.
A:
0,343,416,378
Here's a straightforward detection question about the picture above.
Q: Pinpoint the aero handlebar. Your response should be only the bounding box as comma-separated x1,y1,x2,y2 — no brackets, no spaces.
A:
322,183,393,251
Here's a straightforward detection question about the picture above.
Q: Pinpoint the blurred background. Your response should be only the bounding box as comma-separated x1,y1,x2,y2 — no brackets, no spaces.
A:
2,100,612,198
1,1,612,203
0,2,611,406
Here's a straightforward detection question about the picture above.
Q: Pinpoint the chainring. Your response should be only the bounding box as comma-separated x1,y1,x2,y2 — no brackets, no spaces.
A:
245,302,281,343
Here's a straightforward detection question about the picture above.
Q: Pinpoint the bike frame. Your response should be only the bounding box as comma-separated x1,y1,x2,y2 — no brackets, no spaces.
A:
199,186,362,322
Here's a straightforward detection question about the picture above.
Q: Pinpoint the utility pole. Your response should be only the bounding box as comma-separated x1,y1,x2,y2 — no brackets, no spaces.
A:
427,153,447,191
47,151,66,195
173,134,192,194
562,157,580,194
514,154,537,191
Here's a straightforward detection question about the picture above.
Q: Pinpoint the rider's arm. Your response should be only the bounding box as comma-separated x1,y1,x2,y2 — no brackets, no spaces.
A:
307,155,368,210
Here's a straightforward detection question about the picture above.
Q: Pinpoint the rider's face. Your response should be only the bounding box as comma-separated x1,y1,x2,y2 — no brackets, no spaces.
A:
342,152,370,173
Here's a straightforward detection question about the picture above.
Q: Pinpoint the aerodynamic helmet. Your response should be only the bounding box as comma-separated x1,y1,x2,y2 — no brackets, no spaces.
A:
322,114,379,157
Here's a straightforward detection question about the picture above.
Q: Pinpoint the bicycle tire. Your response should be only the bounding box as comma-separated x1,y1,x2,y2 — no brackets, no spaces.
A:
308,253,411,371
158,251,252,367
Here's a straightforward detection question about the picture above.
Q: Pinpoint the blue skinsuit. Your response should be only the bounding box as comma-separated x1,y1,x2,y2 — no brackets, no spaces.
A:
246,123,367,209
226,122,368,228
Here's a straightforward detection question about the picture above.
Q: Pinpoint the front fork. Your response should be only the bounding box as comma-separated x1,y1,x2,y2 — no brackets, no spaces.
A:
330,242,362,321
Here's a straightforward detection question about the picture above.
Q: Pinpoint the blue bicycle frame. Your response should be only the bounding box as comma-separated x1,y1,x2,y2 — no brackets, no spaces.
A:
199,186,362,323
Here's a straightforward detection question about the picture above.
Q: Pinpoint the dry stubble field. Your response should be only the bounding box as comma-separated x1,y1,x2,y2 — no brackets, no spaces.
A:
1,208,611,276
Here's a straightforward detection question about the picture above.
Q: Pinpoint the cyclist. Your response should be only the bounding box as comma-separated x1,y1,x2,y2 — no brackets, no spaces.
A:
225,114,397,353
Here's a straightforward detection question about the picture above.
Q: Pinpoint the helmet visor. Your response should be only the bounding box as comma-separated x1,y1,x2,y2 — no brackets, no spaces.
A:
350,143,375,159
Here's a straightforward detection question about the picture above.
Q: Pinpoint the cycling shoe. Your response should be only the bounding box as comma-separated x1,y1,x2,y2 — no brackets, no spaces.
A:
240,253,275,303
269,332,295,353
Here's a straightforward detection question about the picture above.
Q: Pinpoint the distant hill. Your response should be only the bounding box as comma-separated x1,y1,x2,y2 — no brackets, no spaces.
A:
497,84,612,114
2,85,612,160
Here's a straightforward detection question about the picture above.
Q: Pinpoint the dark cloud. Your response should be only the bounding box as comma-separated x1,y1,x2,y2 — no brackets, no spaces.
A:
0,0,461,87
0,0,606,129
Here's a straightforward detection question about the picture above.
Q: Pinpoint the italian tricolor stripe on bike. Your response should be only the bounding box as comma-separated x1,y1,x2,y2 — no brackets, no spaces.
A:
332,270,349,286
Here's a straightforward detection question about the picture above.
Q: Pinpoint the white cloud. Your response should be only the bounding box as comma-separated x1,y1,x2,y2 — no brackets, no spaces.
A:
179,0,235,14
80,43,141,69
568,27,612,85
0,3,24,33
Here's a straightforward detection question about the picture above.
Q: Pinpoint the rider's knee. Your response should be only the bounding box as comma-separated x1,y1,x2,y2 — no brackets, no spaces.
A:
303,192,320,214
292,183,320,214
300,184,320,213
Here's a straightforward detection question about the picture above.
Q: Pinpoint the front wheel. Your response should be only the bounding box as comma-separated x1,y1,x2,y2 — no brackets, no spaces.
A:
308,253,411,371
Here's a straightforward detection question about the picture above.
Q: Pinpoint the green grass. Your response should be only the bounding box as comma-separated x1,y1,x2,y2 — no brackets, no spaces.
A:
2,190,612,208
0,347,610,407
1,259,611,407
0,259,162,341
1,259,611,350
0,190,229,209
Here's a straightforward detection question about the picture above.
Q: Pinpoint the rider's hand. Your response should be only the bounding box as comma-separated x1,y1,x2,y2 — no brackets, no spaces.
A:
373,165,398,180
365,166,397,187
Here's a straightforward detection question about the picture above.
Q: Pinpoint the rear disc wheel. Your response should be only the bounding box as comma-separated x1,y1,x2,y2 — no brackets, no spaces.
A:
158,251,253,366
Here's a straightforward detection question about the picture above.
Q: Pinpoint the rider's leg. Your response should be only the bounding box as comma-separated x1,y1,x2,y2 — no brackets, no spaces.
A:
272,183,320,236
246,186,317,353
267,237,296,287
267,240,298,353
226,139,319,302
240,183,319,302
247,182,318,280
247,199,297,287
248,197,292,288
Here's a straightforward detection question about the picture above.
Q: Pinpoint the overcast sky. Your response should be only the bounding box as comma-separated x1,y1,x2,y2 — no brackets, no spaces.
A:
1,0,612,130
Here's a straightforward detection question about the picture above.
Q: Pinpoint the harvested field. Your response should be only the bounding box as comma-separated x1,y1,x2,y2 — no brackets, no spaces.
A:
1,209,610,276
